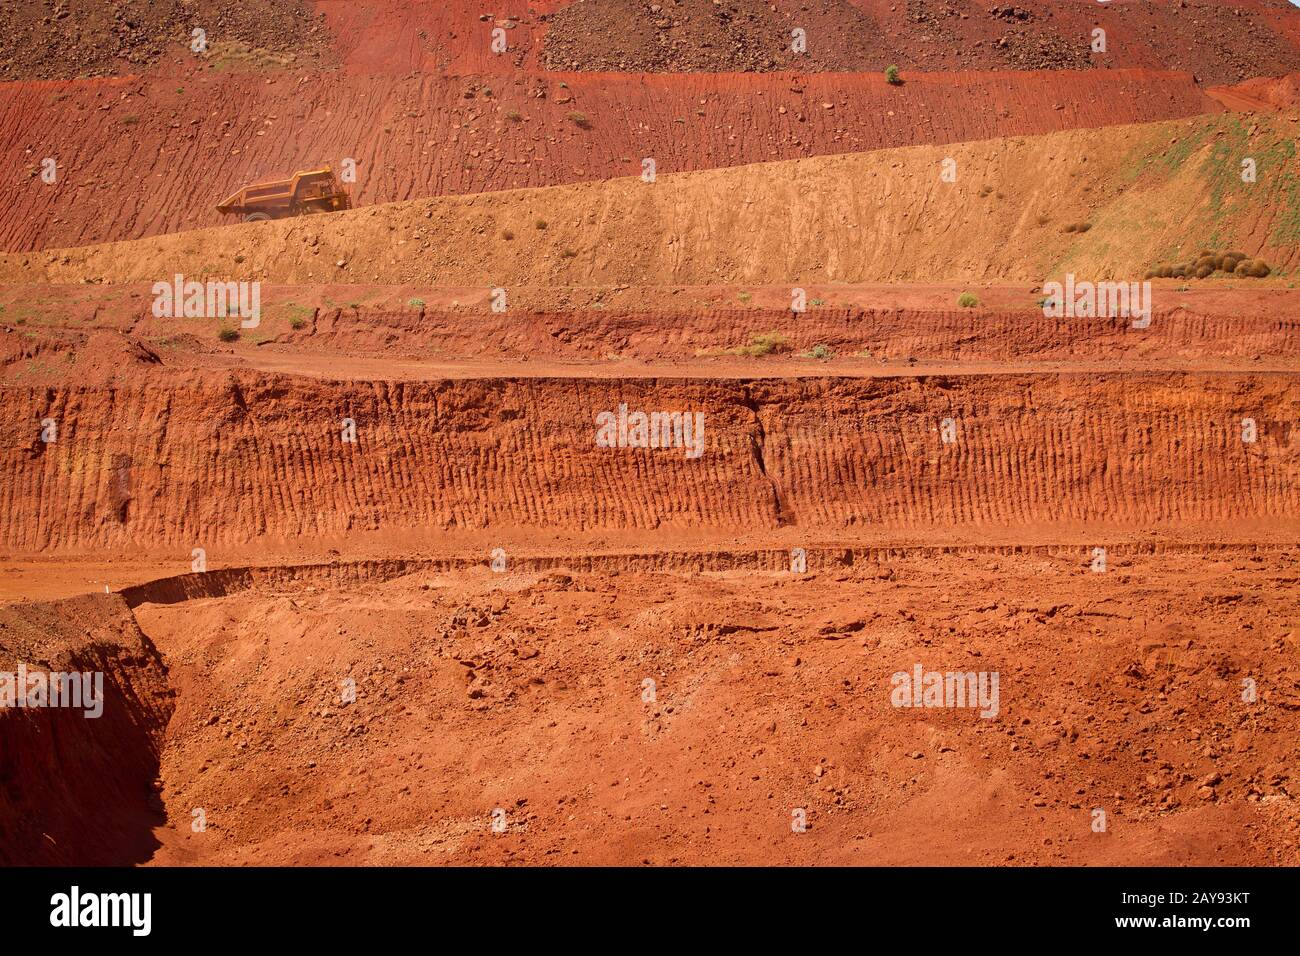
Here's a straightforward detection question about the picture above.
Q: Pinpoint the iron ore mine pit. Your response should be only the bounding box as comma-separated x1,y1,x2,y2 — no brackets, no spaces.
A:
1,0,1298,869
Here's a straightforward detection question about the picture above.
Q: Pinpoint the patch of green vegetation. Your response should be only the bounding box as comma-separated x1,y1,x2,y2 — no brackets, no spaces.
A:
697,330,789,358
957,292,979,308
1262,139,1300,245
408,298,426,309
1118,116,1300,251
736,292,752,303
217,325,239,342
279,303,312,329
800,343,834,360
1119,118,1220,184
741,331,787,356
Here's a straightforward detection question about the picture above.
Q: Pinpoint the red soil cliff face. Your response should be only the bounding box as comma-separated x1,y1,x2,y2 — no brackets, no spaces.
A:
0,371,1294,552
0,593,173,865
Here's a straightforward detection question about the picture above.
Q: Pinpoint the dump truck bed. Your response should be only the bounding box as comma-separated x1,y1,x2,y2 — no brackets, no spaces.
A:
216,167,350,217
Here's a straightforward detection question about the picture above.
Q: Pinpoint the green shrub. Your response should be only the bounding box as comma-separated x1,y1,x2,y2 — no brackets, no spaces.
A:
217,326,239,342
742,331,788,356
957,292,979,308
885,65,901,85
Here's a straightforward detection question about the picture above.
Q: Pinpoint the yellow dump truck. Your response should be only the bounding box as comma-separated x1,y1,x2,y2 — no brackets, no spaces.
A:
216,166,352,222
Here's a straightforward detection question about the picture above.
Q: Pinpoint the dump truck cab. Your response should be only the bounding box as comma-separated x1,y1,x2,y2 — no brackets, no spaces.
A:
216,167,352,222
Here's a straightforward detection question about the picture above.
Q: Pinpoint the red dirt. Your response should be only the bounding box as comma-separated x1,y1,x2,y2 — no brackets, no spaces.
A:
1208,71,1300,111
126,549,1300,865
542,0,1300,83
2,1,1298,872
0,0,333,81
35,1,1282,83
1,367,1295,552
6,285,1300,382
0,67,1218,252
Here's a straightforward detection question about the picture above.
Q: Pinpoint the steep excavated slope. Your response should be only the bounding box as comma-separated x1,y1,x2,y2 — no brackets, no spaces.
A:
0,68,1214,252
6,112,1295,286
0,592,172,865
0,371,1294,552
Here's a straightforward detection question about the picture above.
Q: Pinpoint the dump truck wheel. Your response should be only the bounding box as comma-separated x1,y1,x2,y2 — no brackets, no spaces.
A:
243,212,272,223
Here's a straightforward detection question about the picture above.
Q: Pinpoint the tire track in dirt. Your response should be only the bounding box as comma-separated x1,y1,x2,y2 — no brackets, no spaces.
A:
1,372,1294,551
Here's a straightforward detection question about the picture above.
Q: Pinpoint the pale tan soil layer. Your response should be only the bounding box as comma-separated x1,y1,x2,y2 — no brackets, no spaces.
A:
124,550,1299,865
7,113,1297,284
